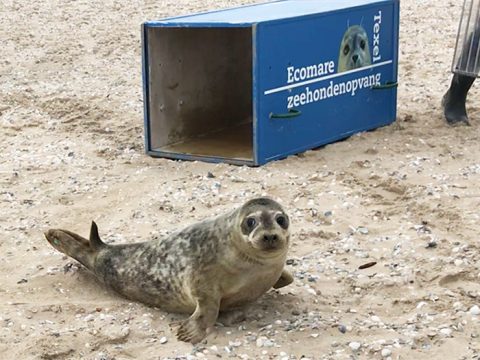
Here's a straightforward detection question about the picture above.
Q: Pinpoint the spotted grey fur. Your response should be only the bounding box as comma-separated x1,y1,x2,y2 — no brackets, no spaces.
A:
44,197,293,344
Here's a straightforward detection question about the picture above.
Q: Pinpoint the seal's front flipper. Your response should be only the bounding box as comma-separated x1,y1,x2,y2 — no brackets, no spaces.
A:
176,293,220,344
44,228,96,270
273,269,293,289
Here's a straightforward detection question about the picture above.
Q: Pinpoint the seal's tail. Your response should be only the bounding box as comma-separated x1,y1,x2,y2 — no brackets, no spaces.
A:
44,221,105,270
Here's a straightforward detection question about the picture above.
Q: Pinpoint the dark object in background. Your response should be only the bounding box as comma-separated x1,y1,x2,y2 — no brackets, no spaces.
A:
443,0,480,125
358,261,377,270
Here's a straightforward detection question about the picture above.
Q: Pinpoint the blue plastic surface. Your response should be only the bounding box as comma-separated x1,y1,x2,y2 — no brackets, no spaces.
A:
255,1,398,162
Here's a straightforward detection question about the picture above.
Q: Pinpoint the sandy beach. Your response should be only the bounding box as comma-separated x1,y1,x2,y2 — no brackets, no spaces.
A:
1,0,480,358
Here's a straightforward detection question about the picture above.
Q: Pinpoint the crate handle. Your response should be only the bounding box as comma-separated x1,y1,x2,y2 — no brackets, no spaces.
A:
269,108,302,119
371,81,398,90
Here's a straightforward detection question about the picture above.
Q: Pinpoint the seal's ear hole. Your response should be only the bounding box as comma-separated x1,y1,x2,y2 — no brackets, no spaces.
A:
343,44,350,55
360,39,366,50
275,215,288,229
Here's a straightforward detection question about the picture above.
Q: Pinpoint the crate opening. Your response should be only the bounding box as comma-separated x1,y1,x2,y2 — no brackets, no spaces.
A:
146,26,253,161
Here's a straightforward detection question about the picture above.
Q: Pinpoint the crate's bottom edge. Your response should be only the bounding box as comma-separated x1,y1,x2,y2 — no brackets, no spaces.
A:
146,150,257,166
264,119,396,163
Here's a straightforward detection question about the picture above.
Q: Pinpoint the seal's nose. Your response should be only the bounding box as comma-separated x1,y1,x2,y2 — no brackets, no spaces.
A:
263,234,278,243
352,54,359,63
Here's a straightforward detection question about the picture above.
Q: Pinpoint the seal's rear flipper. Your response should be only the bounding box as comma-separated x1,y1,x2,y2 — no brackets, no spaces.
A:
89,221,105,250
44,229,96,270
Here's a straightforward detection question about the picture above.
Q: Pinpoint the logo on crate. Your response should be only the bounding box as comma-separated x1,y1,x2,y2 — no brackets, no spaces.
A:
285,72,381,109
264,10,391,111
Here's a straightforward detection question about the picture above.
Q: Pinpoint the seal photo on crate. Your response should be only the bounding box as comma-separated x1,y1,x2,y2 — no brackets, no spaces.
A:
44,197,294,344
338,25,372,73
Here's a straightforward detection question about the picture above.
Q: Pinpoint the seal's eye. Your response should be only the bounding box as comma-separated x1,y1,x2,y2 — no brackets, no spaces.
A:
360,39,366,50
246,217,256,228
276,215,288,229
343,44,350,55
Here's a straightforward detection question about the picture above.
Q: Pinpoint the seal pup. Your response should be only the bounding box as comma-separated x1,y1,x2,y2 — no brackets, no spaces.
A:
44,197,293,344
337,25,372,73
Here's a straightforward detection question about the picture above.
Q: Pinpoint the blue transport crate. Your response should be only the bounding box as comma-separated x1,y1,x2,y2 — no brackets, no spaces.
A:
142,0,399,166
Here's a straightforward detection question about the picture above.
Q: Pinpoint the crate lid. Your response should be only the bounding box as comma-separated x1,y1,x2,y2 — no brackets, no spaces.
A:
145,0,395,27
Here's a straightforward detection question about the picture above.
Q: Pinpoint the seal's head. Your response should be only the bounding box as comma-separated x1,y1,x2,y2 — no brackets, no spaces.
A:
236,197,290,255
338,25,372,73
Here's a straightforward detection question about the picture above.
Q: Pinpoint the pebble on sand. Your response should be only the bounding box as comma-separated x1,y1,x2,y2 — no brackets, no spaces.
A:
470,305,480,316
349,341,361,351
381,348,392,357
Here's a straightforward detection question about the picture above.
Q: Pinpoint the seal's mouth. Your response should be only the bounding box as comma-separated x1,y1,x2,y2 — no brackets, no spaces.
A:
259,242,282,252
260,247,282,254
